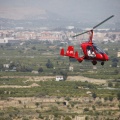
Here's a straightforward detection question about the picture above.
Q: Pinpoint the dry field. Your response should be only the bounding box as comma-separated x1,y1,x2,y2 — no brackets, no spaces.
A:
0,75,119,120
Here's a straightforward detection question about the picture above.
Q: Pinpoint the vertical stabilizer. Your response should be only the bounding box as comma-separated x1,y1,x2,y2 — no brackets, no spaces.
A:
75,51,79,59
60,48,64,56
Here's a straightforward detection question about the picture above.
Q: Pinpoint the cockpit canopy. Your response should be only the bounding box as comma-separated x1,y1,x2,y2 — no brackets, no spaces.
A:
86,44,105,54
93,44,105,54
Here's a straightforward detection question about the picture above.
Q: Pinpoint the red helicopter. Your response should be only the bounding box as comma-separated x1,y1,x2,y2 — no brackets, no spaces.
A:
60,15,114,65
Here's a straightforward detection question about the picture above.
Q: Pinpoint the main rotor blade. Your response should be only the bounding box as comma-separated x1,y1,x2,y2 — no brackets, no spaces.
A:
93,15,114,29
72,15,114,38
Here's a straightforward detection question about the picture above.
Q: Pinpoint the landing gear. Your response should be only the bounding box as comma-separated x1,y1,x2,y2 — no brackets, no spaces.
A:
101,61,104,66
92,61,97,65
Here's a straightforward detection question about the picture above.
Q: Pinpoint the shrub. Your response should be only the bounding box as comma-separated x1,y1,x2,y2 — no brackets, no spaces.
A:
64,116,72,120
84,108,89,112
108,82,113,87
92,105,96,110
92,93,97,99
38,114,43,119
117,92,120,100
109,96,113,101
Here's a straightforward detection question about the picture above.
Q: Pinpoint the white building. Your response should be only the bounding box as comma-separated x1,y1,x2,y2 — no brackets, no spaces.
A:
117,52,120,57
3,64,10,68
56,76,64,81
31,70,39,74
0,37,16,44
0,38,8,44
38,31,64,41
69,66,74,71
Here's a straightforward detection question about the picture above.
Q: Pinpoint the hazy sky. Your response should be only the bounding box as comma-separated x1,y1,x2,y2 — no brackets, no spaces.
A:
0,0,120,22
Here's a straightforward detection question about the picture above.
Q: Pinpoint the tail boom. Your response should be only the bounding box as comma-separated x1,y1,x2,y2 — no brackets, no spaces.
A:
60,46,84,63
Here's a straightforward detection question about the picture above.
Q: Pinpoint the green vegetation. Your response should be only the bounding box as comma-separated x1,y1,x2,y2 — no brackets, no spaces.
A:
0,78,27,86
0,41,120,119
0,80,119,99
0,41,120,79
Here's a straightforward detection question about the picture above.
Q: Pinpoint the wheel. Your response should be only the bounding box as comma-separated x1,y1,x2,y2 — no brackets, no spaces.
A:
92,61,97,65
101,62,104,66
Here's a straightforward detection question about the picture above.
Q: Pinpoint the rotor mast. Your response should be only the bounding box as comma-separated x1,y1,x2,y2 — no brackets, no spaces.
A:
88,30,93,43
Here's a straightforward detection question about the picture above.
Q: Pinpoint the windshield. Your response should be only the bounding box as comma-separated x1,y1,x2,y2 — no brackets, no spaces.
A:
93,44,105,54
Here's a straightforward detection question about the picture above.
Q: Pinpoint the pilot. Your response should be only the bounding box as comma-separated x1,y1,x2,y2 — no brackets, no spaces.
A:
87,46,96,57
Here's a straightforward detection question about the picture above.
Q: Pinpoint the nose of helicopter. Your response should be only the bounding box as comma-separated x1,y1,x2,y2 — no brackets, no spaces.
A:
105,54,109,61
97,54,109,61
103,54,109,61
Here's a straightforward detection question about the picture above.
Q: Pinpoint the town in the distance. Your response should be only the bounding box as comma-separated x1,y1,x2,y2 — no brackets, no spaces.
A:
0,17,120,120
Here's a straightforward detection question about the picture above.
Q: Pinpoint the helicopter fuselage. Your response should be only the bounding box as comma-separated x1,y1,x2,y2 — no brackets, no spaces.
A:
60,15,114,65
81,42,109,61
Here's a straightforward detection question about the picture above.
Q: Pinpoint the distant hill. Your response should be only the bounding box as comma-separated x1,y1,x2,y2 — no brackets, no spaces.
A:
0,7,64,21
0,7,119,29
0,7,69,28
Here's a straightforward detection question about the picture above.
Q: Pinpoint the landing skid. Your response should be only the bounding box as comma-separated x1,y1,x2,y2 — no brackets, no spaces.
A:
92,61,97,65
101,62,104,66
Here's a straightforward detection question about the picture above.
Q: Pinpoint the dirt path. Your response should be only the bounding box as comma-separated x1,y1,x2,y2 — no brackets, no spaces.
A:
0,76,107,89
0,83,40,88
67,76,106,84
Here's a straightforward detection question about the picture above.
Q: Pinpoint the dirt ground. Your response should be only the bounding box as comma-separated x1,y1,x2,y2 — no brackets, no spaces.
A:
0,76,106,88
0,75,107,86
0,76,119,120
67,76,106,84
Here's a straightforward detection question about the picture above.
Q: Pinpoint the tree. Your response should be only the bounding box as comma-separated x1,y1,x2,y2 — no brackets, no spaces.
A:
32,46,36,50
112,58,119,62
38,67,43,73
38,113,43,119
108,82,113,87
60,70,68,80
117,92,120,100
64,116,72,120
92,92,97,99
118,104,120,110
17,66,33,72
18,100,22,104
92,105,96,110
115,82,120,88
104,97,108,101
112,62,117,67
112,58,119,67
1,45,4,49
84,108,89,112
46,59,53,68
35,102,40,108
65,97,71,101
9,62,15,69
85,116,89,120
111,34,116,40
0,64,3,70
109,96,113,101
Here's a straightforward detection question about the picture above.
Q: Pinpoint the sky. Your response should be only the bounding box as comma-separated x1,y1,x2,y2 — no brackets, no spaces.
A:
0,0,120,22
